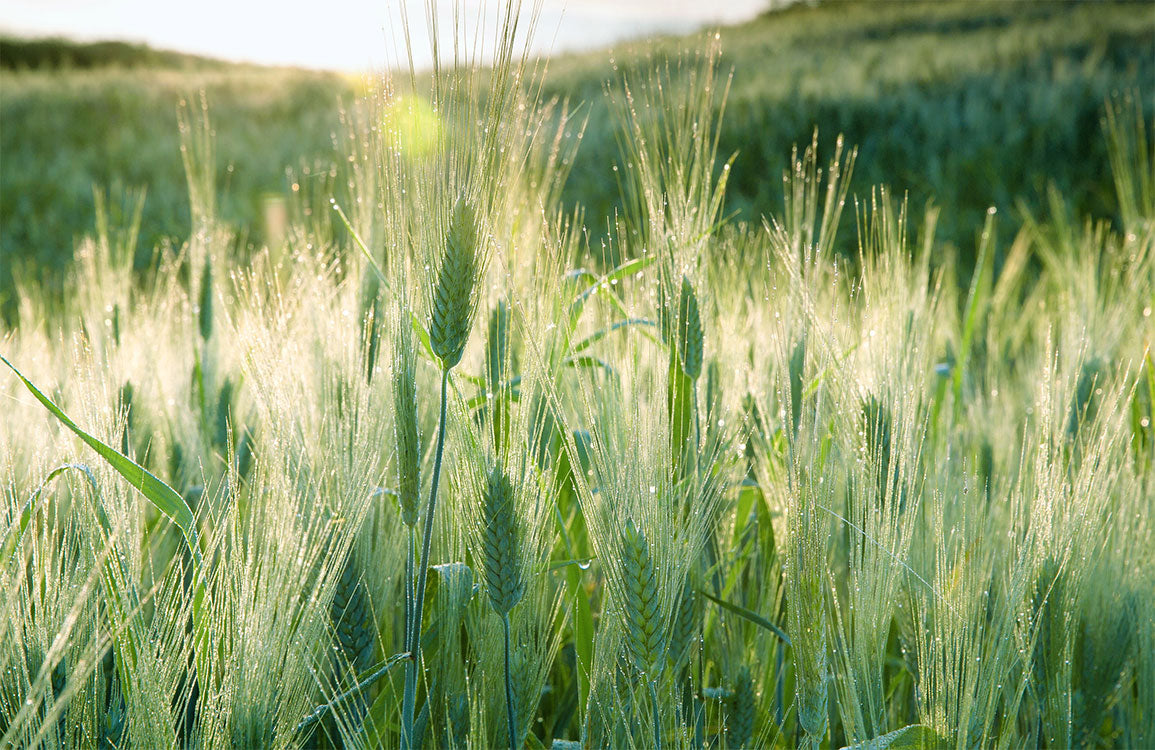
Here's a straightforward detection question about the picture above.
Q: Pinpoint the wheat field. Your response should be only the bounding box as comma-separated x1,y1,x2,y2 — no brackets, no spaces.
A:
2,3,1153,749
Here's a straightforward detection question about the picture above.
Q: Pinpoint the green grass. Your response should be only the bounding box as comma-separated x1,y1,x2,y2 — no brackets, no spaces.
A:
2,2,1155,748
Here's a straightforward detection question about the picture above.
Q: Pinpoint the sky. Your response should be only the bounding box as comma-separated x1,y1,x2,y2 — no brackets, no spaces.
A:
0,0,770,72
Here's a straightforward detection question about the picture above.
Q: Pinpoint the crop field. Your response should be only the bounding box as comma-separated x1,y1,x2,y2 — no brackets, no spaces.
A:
1,1,1154,749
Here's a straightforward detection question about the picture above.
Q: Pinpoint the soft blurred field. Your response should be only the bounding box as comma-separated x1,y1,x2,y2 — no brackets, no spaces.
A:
1,0,1152,310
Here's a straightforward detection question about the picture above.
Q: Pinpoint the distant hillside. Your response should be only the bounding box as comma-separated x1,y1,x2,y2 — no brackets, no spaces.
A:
2,0,1153,312
544,0,1154,257
0,36,234,71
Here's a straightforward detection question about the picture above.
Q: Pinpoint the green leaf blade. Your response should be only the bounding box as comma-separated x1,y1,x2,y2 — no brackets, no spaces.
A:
3,355,201,567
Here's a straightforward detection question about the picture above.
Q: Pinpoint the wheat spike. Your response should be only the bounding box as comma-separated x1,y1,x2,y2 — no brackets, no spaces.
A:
393,302,421,526
727,666,755,749
331,554,375,674
668,579,697,669
486,298,511,392
198,254,213,341
447,692,470,749
430,196,481,370
102,687,128,748
677,275,703,380
360,271,383,383
481,464,525,616
621,518,665,675
788,333,806,437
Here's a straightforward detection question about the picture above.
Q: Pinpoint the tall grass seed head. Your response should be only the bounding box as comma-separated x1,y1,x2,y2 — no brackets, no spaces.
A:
198,254,214,342
677,274,704,381
620,517,666,676
727,665,756,749
330,552,376,674
392,302,422,526
481,462,525,616
430,195,482,370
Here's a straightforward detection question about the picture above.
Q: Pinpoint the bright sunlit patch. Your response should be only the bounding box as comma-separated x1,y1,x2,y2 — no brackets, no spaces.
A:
382,94,442,159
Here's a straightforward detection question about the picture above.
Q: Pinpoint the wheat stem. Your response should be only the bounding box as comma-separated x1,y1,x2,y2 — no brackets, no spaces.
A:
648,678,661,750
502,612,518,750
404,524,414,668
403,367,450,748
402,529,414,748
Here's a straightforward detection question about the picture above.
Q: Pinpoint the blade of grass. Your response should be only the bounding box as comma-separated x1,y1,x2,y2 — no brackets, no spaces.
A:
569,318,657,356
698,588,791,645
2,355,202,567
1,463,101,561
951,210,996,420
296,651,411,733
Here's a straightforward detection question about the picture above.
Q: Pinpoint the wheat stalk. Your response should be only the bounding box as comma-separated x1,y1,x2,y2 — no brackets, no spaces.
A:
392,294,423,749
404,193,483,750
479,461,527,750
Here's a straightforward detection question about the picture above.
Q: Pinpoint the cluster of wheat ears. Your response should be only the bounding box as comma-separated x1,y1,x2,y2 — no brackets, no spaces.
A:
2,2,1154,749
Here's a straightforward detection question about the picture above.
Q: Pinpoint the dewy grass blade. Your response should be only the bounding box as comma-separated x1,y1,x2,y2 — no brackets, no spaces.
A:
333,200,389,288
951,209,996,419
2,354,202,567
698,588,791,645
296,651,411,733
1,463,101,561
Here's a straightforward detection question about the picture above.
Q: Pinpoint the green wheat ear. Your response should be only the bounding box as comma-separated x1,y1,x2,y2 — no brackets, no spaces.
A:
393,302,421,527
430,195,481,370
727,666,755,749
621,518,665,675
677,275,703,381
330,553,376,675
447,691,470,748
481,464,525,616
668,579,697,670
198,254,214,342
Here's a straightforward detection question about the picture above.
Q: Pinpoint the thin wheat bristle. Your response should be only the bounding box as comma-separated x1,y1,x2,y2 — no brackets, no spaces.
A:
360,272,383,383
430,195,481,370
482,464,525,616
621,518,665,675
393,302,421,527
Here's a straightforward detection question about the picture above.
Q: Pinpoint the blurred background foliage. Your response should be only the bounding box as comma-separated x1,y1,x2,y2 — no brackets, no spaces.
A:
1,0,1152,317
